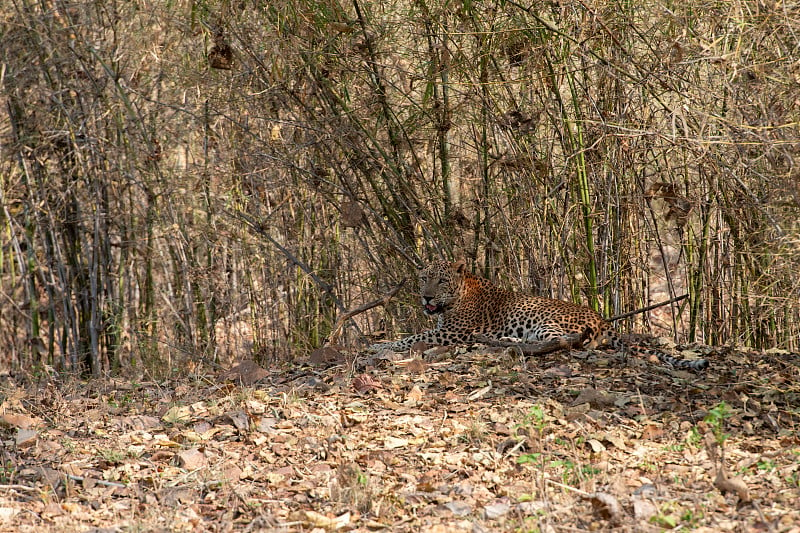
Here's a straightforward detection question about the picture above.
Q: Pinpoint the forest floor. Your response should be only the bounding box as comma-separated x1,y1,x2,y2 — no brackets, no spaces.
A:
1,341,799,532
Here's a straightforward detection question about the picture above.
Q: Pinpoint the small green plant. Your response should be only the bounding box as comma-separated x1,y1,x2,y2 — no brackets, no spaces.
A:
99,449,127,464
106,392,134,409
517,452,542,465
681,508,703,526
61,438,76,453
704,401,732,445
549,459,578,483
686,426,703,447
637,460,657,473
581,465,601,477
650,513,678,528
514,515,543,533
650,502,680,528
755,459,777,472
516,405,546,434
0,460,14,483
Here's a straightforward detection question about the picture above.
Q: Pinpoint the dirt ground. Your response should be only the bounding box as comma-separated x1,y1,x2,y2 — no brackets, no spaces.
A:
1,342,799,532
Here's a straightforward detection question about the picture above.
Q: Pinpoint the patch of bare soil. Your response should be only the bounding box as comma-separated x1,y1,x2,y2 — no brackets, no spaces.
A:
1,344,799,532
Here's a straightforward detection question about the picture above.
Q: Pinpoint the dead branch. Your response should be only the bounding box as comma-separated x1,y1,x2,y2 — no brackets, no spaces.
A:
328,280,406,345
227,208,348,314
609,294,688,321
474,333,585,355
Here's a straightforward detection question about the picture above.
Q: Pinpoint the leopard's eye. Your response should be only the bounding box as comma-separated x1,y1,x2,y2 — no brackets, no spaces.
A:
438,278,447,284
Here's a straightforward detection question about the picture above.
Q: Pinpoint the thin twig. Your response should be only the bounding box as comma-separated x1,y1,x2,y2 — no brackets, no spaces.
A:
0,484,39,492
66,475,127,489
610,294,688,322
328,279,406,345
545,479,591,496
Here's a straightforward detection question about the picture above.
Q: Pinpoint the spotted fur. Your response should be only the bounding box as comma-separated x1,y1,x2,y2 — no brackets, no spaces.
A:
370,260,709,372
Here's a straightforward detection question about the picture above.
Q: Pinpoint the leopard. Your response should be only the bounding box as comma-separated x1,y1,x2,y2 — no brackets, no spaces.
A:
369,260,709,372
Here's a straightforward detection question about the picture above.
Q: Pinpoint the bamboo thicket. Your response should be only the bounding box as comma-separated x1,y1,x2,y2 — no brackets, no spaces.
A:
1,0,798,375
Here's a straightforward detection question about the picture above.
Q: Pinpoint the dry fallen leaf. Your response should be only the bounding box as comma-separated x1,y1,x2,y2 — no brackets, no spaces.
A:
405,385,424,405
586,439,606,453
15,428,37,448
405,358,427,373
177,448,206,470
292,510,351,530
632,498,658,521
310,347,344,366
0,413,40,429
572,387,617,407
221,360,269,386
714,468,751,503
383,436,409,449
353,374,382,393
483,501,511,520
584,492,623,525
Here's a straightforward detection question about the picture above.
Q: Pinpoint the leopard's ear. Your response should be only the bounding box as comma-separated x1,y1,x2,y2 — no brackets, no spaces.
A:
453,259,467,274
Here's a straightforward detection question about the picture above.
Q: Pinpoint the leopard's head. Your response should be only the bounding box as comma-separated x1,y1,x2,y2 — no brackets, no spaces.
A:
418,260,466,315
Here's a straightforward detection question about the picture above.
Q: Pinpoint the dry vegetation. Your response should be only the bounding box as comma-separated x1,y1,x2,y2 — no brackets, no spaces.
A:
1,346,799,531
1,0,799,370
1,0,800,530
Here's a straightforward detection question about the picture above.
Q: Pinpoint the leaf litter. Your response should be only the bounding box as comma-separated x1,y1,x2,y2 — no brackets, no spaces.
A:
0,345,799,532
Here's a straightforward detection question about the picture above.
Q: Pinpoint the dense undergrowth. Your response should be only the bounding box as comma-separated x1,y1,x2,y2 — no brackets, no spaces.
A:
1,0,799,375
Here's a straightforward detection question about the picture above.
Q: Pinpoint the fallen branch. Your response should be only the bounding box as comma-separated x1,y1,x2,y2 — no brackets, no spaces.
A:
609,294,688,321
474,333,585,355
328,280,406,345
66,475,127,489
0,484,38,493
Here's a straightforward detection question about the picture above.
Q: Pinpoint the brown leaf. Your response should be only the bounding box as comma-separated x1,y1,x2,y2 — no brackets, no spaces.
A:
405,385,424,405
15,428,37,448
0,413,40,429
177,448,207,470
632,498,658,521
714,468,751,502
584,492,623,525
571,388,617,408
405,358,427,373
483,501,511,520
640,423,665,440
221,360,268,386
340,200,364,227
353,374,382,393
396,340,428,356
310,346,344,366
586,439,606,453
224,410,250,431
543,365,573,378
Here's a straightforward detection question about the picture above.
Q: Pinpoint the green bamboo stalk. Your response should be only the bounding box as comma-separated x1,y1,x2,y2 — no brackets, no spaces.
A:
565,67,599,312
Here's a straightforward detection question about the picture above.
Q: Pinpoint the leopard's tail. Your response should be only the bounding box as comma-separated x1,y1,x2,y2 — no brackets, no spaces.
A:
603,330,709,372
651,350,709,371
